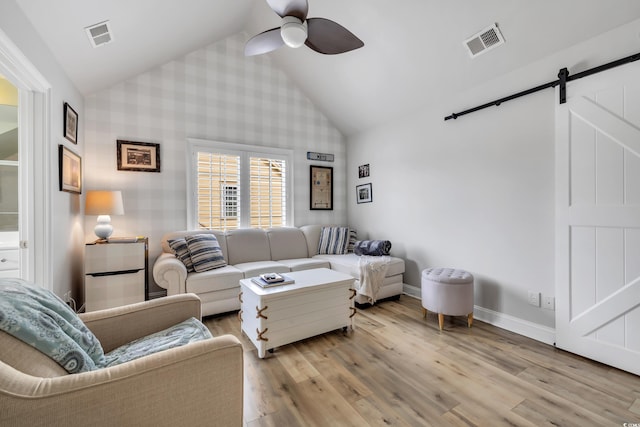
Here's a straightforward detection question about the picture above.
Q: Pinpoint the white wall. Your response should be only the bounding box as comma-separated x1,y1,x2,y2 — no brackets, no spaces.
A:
347,18,640,337
0,1,84,299
84,33,345,296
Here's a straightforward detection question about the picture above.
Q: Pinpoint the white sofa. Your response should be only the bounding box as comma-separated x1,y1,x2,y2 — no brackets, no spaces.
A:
153,226,405,316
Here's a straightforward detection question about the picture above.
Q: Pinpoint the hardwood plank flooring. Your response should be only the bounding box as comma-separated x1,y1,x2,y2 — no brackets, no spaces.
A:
203,296,640,426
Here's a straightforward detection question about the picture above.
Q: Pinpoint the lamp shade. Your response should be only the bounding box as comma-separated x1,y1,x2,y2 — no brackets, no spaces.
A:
85,191,124,240
85,191,124,216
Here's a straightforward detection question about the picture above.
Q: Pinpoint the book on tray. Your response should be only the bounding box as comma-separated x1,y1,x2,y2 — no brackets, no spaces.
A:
251,273,294,287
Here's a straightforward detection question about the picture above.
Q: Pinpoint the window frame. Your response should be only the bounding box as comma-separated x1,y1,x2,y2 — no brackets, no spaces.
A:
186,138,294,230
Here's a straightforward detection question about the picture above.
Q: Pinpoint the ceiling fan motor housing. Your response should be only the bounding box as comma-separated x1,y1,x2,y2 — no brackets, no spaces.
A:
281,16,307,48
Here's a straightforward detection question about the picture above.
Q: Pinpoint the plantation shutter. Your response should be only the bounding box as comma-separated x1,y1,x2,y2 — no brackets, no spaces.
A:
196,152,240,230
249,157,286,228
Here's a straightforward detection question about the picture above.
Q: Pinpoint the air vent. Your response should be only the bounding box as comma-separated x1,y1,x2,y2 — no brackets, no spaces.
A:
85,21,113,48
464,23,505,58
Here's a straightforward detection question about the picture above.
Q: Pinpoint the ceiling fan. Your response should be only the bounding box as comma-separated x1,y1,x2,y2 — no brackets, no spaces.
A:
245,0,364,56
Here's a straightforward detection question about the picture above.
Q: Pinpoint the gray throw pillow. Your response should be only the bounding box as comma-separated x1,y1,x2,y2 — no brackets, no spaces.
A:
185,234,227,272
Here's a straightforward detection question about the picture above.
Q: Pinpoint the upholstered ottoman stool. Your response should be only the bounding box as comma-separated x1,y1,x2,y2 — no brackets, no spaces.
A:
421,268,474,331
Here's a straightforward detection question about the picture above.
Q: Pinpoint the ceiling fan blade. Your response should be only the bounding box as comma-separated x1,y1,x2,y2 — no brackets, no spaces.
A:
265,0,308,20
245,28,285,56
305,18,364,55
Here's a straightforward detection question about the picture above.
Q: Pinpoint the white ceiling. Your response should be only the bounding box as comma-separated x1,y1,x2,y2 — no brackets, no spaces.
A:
15,0,640,135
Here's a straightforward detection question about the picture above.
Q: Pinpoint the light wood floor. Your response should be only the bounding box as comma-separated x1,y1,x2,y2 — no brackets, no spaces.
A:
204,295,640,426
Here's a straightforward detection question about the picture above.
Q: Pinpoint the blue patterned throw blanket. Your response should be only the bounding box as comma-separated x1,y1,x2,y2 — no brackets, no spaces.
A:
0,278,106,373
0,278,212,374
354,240,392,256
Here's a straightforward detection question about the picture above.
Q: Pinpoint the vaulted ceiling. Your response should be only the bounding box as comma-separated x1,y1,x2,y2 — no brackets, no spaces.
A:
15,0,640,135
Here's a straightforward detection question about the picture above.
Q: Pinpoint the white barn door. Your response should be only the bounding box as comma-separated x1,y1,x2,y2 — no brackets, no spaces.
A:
555,61,640,375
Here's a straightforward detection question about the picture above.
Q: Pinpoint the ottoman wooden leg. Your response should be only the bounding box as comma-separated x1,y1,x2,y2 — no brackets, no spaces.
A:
438,313,444,331
468,313,473,328
422,308,427,318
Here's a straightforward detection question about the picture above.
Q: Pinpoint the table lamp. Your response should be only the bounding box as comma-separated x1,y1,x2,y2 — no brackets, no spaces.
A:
85,190,124,240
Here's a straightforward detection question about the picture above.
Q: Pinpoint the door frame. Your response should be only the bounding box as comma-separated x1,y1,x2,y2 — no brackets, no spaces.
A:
0,28,52,289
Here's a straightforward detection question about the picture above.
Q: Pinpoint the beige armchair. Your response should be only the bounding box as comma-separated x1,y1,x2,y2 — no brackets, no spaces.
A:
0,293,243,427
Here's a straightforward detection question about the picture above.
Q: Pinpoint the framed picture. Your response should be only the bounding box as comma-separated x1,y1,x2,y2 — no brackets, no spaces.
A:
310,165,333,210
117,140,161,172
358,164,370,178
59,145,82,194
356,183,372,204
63,102,78,144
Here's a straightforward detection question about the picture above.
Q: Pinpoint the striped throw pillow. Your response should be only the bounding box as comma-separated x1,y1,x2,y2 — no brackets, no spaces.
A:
317,226,349,255
168,238,195,272
347,228,357,253
185,234,227,272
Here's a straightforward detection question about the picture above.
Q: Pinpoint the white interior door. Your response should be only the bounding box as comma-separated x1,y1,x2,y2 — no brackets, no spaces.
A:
555,61,640,375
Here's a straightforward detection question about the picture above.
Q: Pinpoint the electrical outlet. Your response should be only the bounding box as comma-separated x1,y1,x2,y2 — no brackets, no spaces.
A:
543,296,555,310
527,291,540,307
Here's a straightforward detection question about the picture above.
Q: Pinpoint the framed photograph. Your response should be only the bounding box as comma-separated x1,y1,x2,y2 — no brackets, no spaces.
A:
63,102,78,144
358,164,370,178
117,140,161,172
59,145,82,194
310,165,333,210
356,183,372,204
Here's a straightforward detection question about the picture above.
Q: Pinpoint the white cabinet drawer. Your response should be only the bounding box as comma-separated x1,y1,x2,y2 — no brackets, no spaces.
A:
85,242,145,274
0,249,19,272
85,270,145,312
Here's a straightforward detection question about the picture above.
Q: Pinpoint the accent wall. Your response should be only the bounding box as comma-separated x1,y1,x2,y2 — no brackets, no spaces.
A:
84,33,346,296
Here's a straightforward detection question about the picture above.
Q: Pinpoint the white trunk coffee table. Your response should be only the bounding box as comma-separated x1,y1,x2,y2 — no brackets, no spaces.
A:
239,268,356,358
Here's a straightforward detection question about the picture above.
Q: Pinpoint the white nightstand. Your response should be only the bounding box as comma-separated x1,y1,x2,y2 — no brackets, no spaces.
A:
84,237,148,311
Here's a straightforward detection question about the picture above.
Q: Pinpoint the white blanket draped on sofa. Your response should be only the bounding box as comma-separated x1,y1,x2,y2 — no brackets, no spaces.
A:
357,256,391,304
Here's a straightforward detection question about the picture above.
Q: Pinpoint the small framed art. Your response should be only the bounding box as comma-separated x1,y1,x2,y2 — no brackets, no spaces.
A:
310,165,333,210
63,102,78,144
358,164,370,178
356,183,372,204
117,140,161,172
59,145,82,194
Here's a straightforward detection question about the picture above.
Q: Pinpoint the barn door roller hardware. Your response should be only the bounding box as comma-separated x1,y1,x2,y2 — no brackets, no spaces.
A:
444,51,640,121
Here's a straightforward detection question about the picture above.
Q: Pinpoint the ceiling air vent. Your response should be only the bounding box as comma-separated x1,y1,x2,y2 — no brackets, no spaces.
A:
464,23,505,58
85,21,113,48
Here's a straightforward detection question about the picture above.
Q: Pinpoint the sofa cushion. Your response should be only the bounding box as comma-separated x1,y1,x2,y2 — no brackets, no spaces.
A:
233,260,290,278
317,226,349,255
167,238,195,272
276,258,331,272
103,317,212,367
267,227,309,260
300,224,323,257
225,228,272,265
186,265,244,294
185,234,227,272
314,253,406,278
162,230,229,261
0,330,68,377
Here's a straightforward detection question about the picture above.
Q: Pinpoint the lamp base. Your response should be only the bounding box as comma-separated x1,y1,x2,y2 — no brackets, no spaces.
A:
94,215,113,240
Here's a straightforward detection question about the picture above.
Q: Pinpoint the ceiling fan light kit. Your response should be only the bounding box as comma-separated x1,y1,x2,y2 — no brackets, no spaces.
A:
281,16,307,48
245,0,364,56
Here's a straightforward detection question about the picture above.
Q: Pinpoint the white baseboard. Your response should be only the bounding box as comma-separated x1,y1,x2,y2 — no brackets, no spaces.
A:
402,284,556,346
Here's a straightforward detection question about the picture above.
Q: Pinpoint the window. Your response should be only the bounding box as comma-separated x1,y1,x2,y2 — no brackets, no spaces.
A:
187,139,293,230
222,185,238,219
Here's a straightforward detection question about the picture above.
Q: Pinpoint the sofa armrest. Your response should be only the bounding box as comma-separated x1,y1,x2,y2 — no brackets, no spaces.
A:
153,252,187,295
0,334,243,427
79,294,201,352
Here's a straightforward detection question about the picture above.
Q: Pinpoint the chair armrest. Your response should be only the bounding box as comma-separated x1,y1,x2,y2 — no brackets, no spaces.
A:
153,252,188,295
0,334,243,427
79,294,201,352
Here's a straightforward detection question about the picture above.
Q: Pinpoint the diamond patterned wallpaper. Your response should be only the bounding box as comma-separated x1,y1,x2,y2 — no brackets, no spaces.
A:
84,33,346,293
